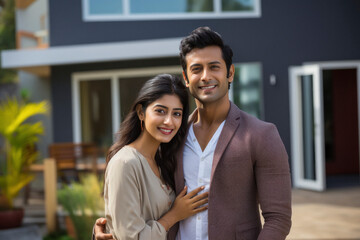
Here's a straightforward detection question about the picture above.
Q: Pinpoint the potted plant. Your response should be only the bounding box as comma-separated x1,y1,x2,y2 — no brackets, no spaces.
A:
0,97,48,229
58,174,104,240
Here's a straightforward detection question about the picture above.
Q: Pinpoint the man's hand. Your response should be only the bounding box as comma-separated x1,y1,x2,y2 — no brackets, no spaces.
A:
94,218,113,240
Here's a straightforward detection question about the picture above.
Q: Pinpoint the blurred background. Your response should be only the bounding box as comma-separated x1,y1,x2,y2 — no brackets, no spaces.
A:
0,0,359,239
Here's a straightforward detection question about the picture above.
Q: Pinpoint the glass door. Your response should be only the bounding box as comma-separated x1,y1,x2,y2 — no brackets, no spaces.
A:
289,65,326,191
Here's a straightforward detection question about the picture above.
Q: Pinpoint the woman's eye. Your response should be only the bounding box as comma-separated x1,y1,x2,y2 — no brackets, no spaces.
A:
174,112,182,117
155,109,165,114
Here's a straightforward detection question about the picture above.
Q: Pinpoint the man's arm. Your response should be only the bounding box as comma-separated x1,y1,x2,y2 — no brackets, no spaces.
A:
254,123,292,240
93,218,113,240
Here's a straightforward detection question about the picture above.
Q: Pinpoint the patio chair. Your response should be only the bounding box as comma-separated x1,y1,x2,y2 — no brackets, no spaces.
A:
48,142,99,183
23,143,100,204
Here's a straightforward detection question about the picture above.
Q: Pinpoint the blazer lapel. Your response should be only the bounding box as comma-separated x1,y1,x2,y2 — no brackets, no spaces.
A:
211,102,241,182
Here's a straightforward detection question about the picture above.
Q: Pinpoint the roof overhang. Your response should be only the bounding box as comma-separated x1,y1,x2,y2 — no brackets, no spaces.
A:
1,37,182,77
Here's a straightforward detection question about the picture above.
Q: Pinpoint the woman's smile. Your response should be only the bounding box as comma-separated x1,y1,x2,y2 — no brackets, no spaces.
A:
158,127,173,135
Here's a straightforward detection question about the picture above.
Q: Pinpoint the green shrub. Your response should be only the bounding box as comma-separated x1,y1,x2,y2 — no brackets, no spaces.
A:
58,174,104,240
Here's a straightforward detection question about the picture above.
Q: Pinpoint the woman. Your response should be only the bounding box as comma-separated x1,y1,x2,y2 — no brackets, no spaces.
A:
104,74,208,240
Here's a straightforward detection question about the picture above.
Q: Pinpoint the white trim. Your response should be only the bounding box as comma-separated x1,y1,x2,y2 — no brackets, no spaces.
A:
358,66,360,178
72,77,81,143
82,0,89,22
111,76,120,138
289,65,326,191
214,0,222,13
289,66,300,188
123,0,129,15
303,60,360,68
82,0,261,22
72,66,182,80
308,61,360,183
290,60,360,191
1,37,182,69
82,11,261,22
312,66,326,191
71,66,183,144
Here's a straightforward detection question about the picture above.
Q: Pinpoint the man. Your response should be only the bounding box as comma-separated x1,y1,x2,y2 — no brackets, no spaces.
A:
95,26,292,240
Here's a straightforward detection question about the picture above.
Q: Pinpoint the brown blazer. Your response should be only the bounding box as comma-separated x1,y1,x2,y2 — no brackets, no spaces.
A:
168,102,292,240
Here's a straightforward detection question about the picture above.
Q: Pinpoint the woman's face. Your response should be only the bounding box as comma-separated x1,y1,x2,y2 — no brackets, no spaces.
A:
142,94,183,144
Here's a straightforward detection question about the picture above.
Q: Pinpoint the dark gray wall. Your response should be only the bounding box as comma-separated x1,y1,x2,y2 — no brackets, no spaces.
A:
50,0,360,155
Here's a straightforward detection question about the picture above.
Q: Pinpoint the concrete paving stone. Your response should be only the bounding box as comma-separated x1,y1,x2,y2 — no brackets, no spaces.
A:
14,184,360,239
288,186,360,240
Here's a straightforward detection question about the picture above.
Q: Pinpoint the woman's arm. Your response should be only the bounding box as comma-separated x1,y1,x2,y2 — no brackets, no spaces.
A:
106,158,208,240
107,158,162,240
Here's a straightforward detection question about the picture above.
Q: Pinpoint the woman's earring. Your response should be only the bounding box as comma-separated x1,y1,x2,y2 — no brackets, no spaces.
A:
140,120,144,131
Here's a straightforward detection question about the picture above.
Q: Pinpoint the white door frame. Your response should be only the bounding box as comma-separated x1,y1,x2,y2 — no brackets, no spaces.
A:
290,65,325,191
289,60,360,191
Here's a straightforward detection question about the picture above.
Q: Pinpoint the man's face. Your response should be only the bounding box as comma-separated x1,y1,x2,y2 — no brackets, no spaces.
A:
183,45,234,105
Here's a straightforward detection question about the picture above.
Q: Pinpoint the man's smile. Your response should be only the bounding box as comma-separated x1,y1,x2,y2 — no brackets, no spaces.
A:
199,85,217,90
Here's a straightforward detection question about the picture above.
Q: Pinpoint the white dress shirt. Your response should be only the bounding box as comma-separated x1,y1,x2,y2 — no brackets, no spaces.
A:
177,121,225,240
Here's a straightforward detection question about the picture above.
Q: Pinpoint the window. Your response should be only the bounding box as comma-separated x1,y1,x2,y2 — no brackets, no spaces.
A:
83,0,260,21
230,63,263,119
79,79,113,153
72,64,262,158
130,0,213,14
72,66,183,159
88,0,123,15
118,76,149,120
222,0,255,12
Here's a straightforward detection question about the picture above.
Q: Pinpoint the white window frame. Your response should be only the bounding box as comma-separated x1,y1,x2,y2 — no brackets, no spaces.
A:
82,0,261,21
71,66,182,144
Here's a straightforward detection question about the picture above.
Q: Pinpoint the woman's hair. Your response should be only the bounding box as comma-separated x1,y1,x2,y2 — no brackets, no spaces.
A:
106,74,189,190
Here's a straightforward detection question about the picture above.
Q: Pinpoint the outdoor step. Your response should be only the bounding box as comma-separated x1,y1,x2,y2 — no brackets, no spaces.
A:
0,225,42,240
23,217,46,225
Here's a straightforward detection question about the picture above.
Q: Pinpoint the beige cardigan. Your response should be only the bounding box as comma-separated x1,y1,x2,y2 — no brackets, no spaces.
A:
105,146,175,240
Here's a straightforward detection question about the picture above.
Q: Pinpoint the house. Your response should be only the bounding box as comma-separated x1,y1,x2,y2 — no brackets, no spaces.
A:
2,0,360,191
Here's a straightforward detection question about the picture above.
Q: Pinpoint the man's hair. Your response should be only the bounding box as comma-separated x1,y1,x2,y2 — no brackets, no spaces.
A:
179,26,233,79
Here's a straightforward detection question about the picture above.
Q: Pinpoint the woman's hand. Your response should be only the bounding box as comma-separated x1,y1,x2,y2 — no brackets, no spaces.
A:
94,218,114,240
158,186,208,231
171,186,209,220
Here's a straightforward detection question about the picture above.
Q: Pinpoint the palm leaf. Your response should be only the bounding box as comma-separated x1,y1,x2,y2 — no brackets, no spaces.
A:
0,173,34,208
9,122,44,147
0,98,19,134
5,100,48,135
0,98,49,208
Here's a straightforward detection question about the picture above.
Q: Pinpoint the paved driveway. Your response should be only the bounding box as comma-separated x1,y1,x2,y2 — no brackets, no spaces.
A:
288,186,360,240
